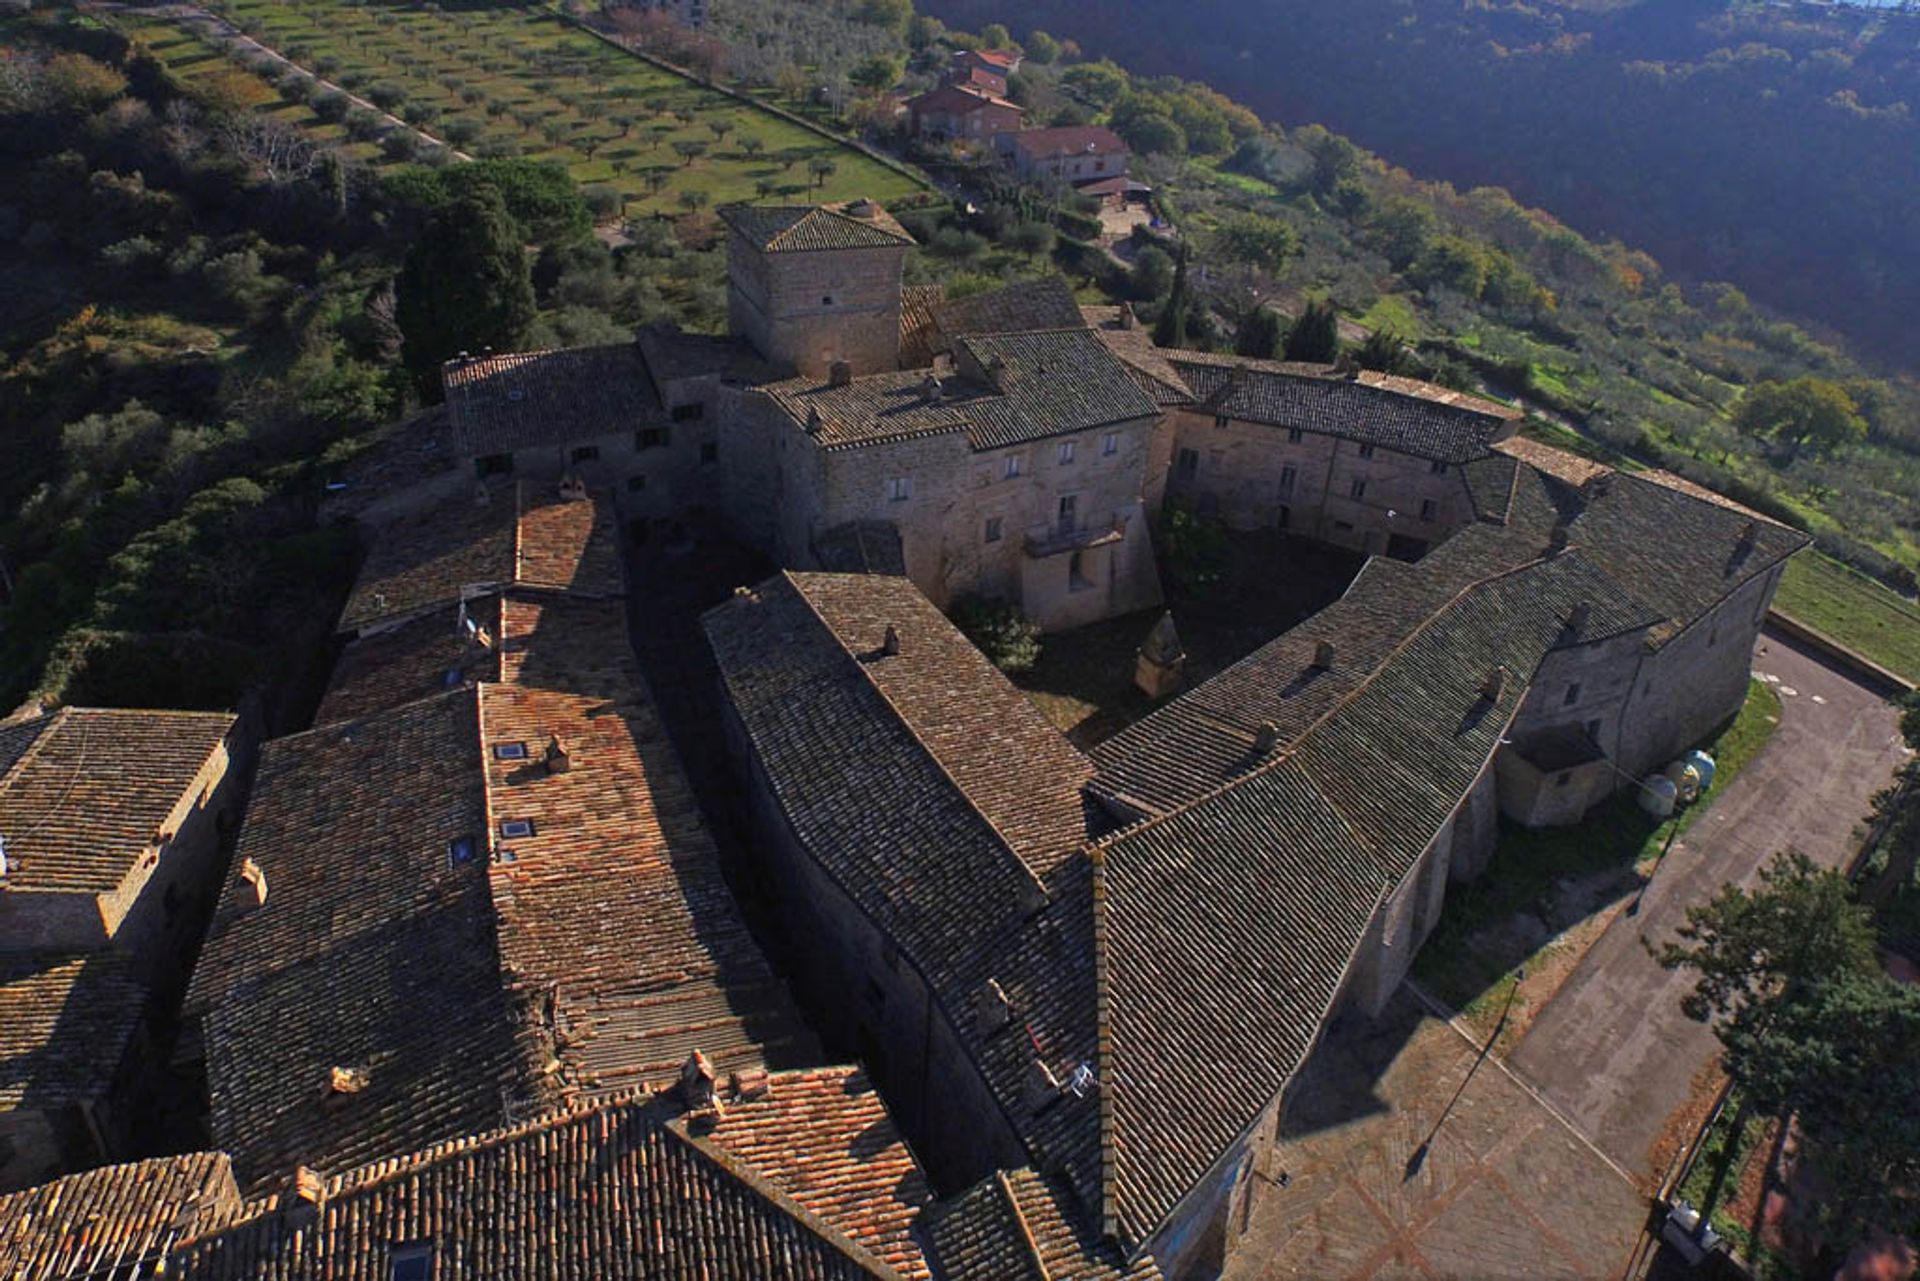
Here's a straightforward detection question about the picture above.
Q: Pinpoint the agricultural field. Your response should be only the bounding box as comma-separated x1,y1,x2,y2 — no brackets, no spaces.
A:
118,0,927,216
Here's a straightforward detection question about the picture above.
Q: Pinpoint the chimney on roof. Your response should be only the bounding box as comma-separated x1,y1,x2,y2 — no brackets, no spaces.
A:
239,857,268,911
828,360,853,388
976,979,1012,1037
293,1167,325,1207
920,373,944,404
1480,665,1509,704
1585,472,1615,499
544,733,571,776
1024,1059,1062,1114
679,1050,717,1111
324,1065,368,1098
729,1067,771,1102
1548,523,1572,555
1253,721,1280,755
805,405,824,435
1565,600,1592,637
882,625,901,657
1311,639,1336,671
557,473,588,502
846,198,878,221
1737,519,1758,549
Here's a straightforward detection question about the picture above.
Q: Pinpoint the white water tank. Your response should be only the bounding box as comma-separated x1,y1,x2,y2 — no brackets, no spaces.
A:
1639,774,1678,819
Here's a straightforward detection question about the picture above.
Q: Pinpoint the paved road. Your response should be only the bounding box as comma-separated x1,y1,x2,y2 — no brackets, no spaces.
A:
1227,990,1648,1280
1508,630,1910,1184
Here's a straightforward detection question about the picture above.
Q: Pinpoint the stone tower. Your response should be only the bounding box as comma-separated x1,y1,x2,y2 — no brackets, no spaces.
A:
720,200,915,379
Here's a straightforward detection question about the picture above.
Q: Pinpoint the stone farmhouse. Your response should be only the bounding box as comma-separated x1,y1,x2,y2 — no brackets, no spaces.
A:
994,125,1132,186
0,707,241,1192
905,82,1024,142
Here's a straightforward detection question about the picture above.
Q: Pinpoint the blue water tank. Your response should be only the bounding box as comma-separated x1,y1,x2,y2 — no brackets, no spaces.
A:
1684,749,1717,793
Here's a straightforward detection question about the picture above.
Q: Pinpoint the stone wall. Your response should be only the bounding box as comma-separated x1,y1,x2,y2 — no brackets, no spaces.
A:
727,231,908,378
1164,409,1473,557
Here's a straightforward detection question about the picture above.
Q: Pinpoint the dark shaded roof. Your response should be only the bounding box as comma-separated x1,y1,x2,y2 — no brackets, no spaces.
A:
314,598,500,727
921,1168,1161,1281
929,278,1083,348
337,483,622,634
1167,351,1518,464
0,950,147,1110
0,1153,244,1279
1512,723,1606,771
444,344,662,459
720,202,915,254
635,324,775,388
0,708,233,896
703,574,1105,1211
165,1084,909,1280
1003,126,1128,159
1083,311,1195,407
190,689,525,1188
814,521,907,576
761,328,1156,453
898,285,945,369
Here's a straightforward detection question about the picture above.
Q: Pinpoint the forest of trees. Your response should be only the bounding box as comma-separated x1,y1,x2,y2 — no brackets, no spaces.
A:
918,0,1920,370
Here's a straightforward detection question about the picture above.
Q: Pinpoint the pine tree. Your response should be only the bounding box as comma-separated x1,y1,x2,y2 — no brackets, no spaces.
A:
1282,297,1340,364
396,183,536,401
1235,305,1284,359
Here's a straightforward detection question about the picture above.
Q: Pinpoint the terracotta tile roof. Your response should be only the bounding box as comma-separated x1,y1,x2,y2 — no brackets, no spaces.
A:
813,521,907,576
165,1087,908,1280
1492,434,1613,488
313,598,499,727
898,285,945,369
443,344,662,459
905,83,1019,115
0,708,234,896
1166,351,1518,463
720,202,916,254
634,324,774,387
337,482,621,634
690,1067,932,1278
1003,126,1128,160
189,690,526,1188
929,278,1083,349
0,1153,244,1278
1084,311,1195,406
921,1167,1161,1281
0,950,147,1110
704,573,1106,1223
478,679,817,1100
496,594,639,693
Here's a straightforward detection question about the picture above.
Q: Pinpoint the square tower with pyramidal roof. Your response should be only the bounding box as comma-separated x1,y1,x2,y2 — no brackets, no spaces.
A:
721,200,915,379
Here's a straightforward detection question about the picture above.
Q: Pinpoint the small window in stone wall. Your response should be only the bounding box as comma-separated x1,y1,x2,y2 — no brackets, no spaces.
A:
1586,718,1602,741
887,477,911,502
1287,428,1304,443
1420,498,1438,522
1358,443,1376,459
671,403,705,422
1102,432,1119,455
1555,771,1572,788
635,427,669,451
822,295,834,306
1430,460,1450,475
984,517,1003,543
1005,455,1023,479
1564,683,1582,706
1349,477,1367,500
1058,440,1076,464
1214,413,1229,429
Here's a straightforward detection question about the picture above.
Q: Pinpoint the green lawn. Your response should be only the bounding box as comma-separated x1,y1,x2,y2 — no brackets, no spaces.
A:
1773,551,1920,684
119,0,926,216
1414,677,1783,1016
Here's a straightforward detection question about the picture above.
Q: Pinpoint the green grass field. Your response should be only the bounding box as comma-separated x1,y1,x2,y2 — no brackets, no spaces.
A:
1774,551,1920,684
120,0,926,216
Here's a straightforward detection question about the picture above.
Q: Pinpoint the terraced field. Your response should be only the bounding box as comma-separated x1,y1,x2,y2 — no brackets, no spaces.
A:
117,0,926,214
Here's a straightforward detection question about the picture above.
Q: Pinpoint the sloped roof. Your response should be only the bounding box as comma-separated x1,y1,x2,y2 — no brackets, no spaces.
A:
163,1083,912,1280
0,1153,244,1279
0,950,148,1111
443,344,664,459
314,597,500,727
1003,126,1127,159
337,482,621,634
921,1167,1161,1281
720,202,916,254
814,521,907,576
905,83,1020,115
1084,310,1195,407
1167,351,1518,464
0,707,233,896
930,278,1083,348
761,328,1156,453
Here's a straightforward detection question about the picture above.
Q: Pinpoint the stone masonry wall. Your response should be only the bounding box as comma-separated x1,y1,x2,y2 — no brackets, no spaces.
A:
727,232,908,378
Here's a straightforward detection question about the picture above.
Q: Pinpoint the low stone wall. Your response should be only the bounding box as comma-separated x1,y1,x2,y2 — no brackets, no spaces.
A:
1765,610,1915,698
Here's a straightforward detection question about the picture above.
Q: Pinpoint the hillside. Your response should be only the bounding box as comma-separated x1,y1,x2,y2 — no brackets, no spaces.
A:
918,0,1920,370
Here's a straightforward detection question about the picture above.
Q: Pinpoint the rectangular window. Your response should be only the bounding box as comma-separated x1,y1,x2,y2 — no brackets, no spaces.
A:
1430,460,1450,475
389,1244,434,1281
1287,427,1304,444
1101,432,1119,456
699,442,718,465
1420,498,1438,522
886,477,911,502
670,402,704,422
625,474,646,492
499,818,535,840
1057,440,1076,465
1214,412,1229,429
1057,494,1077,534
1004,455,1023,479
569,445,599,463
1349,477,1367,500
1358,443,1376,460
1564,683,1582,706
1278,464,1296,496
1587,718,1602,740
1175,448,1199,479
477,453,514,477
984,516,1003,543
635,427,668,451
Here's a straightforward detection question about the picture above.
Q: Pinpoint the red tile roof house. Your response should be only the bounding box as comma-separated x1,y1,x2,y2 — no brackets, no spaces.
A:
994,125,1131,186
952,47,1021,78
904,83,1024,143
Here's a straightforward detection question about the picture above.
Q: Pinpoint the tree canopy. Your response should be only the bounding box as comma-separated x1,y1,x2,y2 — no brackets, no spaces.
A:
1283,297,1340,364
1733,377,1869,460
396,182,536,398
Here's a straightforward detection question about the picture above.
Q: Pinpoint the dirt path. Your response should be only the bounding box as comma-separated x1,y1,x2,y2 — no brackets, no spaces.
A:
1507,629,1910,1185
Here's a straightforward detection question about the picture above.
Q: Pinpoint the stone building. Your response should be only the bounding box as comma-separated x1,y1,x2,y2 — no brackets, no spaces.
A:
904,83,1023,142
993,126,1131,186
0,708,240,1191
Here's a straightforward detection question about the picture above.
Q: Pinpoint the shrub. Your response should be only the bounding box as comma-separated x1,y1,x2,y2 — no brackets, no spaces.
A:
951,598,1042,672
312,89,350,123
366,81,406,111
381,130,420,162
583,185,624,219
1161,506,1231,592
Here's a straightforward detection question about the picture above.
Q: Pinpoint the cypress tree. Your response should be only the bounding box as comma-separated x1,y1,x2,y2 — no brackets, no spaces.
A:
397,182,536,401
1153,245,1190,350
1235,305,1284,359
1283,297,1341,364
